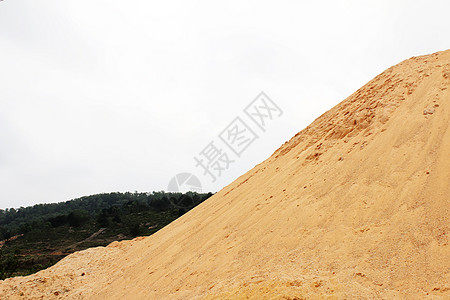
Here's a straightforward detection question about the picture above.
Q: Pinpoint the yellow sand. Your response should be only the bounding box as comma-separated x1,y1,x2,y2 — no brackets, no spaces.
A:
1,50,449,299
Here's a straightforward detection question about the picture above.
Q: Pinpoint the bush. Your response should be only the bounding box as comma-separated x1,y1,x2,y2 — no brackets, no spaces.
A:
129,223,141,237
68,210,89,227
0,251,18,280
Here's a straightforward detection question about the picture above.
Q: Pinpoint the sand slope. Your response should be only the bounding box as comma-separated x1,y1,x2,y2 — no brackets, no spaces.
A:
1,50,449,299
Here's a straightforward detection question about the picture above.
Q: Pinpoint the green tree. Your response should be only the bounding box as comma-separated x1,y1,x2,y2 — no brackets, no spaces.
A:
129,223,141,237
96,213,110,228
0,250,18,280
68,210,89,227
112,215,122,223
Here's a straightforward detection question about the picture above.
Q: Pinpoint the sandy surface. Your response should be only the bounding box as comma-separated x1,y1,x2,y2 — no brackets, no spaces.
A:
1,50,449,299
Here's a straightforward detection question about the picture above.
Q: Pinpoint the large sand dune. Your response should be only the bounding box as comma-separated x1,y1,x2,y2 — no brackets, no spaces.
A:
1,50,449,299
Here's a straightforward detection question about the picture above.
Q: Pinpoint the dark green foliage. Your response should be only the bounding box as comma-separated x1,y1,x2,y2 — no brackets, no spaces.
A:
112,214,122,223
178,194,193,207
67,210,89,227
0,226,12,240
129,223,141,237
0,191,214,279
178,208,186,217
150,196,171,211
48,215,68,227
0,250,18,280
96,212,111,228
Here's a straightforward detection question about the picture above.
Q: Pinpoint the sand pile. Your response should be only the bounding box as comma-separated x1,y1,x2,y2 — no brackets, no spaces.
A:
1,50,449,299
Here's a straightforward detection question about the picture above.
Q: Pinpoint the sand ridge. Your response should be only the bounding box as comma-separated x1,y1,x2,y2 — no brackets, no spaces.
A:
0,50,449,299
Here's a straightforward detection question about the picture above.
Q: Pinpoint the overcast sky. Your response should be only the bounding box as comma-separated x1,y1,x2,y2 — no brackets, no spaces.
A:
0,0,449,208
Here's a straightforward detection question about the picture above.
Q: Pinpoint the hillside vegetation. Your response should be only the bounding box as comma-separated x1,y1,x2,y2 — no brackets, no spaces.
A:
0,191,213,279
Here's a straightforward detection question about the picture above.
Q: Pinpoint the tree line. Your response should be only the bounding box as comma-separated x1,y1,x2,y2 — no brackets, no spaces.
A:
0,191,213,240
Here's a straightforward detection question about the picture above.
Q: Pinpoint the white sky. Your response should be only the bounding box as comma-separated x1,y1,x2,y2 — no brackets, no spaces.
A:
0,0,449,208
